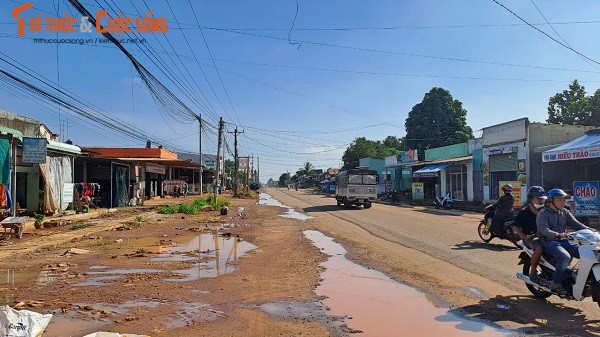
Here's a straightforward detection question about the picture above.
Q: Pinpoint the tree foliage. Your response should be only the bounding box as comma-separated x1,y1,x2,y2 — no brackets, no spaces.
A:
278,173,290,187
404,87,473,154
547,80,600,126
298,161,316,178
342,137,401,169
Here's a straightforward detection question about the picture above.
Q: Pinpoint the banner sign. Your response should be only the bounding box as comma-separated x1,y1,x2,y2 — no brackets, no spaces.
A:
146,163,166,175
543,146,600,162
401,149,418,163
573,181,599,217
204,159,216,170
239,157,249,170
412,182,424,201
499,180,521,208
22,137,47,163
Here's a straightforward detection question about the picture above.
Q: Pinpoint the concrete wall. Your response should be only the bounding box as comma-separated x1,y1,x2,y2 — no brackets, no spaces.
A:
0,109,41,137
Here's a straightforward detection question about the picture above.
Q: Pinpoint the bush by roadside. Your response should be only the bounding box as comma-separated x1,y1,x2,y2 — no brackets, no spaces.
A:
157,195,231,214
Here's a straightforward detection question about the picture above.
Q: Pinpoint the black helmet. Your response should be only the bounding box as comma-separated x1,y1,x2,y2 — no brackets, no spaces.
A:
501,184,512,193
527,186,546,200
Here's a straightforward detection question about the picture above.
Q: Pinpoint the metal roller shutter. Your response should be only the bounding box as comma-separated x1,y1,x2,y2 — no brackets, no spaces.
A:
489,153,516,172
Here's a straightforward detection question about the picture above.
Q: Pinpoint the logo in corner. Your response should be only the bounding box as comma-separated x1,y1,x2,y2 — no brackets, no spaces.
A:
12,2,33,37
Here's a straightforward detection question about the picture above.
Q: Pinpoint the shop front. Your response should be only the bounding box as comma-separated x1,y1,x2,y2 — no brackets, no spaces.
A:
542,129,600,223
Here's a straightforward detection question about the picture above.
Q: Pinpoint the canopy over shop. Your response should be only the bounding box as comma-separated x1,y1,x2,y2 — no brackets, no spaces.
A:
542,129,600,220
412,155,473,201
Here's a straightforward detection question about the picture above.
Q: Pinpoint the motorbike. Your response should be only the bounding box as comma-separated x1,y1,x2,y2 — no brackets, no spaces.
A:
516,229,600,305
477,209,521,247
434,193,453,210
378,190,400,203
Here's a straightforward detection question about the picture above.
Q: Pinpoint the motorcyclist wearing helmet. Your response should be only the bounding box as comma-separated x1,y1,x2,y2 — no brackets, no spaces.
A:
537,188,591,295
485,184,515,236
512,186,546,283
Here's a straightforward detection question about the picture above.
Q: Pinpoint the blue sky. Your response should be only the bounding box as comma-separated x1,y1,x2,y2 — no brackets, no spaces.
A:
1,0,600,181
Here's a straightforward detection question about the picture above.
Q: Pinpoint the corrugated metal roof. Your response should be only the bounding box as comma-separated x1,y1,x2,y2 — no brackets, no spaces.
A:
0,125,23,141
47,139,81,155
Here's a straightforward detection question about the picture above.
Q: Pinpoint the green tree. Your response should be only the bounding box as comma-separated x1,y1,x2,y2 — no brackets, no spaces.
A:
298,162,316,179
547,80,591,125
342,137,400,168
278,173,290,187
589,89,600,126
382,136,404,151
404,87,473,154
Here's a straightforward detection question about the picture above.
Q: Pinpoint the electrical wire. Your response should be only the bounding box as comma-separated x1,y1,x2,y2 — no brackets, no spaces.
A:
492,0,600,67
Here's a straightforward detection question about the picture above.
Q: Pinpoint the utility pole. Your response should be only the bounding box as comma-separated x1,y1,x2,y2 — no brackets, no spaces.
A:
228,127,242,195
257,156,260,185
251,155,254,183
221,127,226,190
245,156,250,190
197,115,203,196
214,117,224,201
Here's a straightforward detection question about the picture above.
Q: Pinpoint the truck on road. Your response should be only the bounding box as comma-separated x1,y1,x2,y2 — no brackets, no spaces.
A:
335,169,378,208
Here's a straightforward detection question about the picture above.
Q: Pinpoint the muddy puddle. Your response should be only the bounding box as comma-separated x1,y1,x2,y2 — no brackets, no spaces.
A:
303,230,508,337
1,265,73,305
76,233,257,285
258,193,313,221
42,299,222,337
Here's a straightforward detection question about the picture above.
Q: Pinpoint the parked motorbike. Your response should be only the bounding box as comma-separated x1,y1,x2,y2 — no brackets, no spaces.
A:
378,190,400,203
477,209,520,247
434,193,453,210
516,229,600,305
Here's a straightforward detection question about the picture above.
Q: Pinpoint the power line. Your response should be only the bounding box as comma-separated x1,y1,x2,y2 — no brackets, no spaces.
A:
202,26,600,73
211,57,600,80
529,0,599,70
187,0,241,125
173,20,600,31
492,0,600,67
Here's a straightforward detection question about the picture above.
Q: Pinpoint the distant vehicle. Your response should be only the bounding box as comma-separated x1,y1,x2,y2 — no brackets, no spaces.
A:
250,183,260,191
335,169,378,208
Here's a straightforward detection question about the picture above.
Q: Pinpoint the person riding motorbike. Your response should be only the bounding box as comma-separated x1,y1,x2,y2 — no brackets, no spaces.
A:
512,186,546,283
485,184,515,236
537,188,592,295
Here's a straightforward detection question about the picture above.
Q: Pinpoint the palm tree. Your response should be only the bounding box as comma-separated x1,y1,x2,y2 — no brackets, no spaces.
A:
298,162,315,178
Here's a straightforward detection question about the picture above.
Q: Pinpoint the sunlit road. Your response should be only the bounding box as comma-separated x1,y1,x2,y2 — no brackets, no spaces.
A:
270,188,519,290
265,187,600,335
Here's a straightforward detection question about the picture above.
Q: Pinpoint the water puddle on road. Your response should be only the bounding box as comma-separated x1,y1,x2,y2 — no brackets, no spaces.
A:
163,234,257,281
76,234,257,285
258,193,313,221
1,266,71,304
304,230,508,337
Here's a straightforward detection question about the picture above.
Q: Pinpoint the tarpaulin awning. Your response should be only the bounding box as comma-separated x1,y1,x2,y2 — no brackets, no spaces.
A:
413,163,452,178
543,129,600,162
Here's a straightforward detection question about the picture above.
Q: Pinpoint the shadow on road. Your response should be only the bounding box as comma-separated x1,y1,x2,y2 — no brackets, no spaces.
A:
413,208,463,217
302,205,361,213
452,240,520,252
437,294,600,336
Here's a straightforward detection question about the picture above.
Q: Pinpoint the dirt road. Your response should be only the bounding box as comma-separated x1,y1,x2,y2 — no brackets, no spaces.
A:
1,190,599,336
271,188,600,336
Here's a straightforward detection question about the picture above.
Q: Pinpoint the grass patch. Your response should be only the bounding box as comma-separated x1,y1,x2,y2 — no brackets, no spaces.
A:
68,222,94,230
156,195,231,215
134,215,145,223
234,191,258,199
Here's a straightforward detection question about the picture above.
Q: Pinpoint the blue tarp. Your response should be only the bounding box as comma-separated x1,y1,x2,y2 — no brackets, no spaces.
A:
543,129,600,162
412,163,452,178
